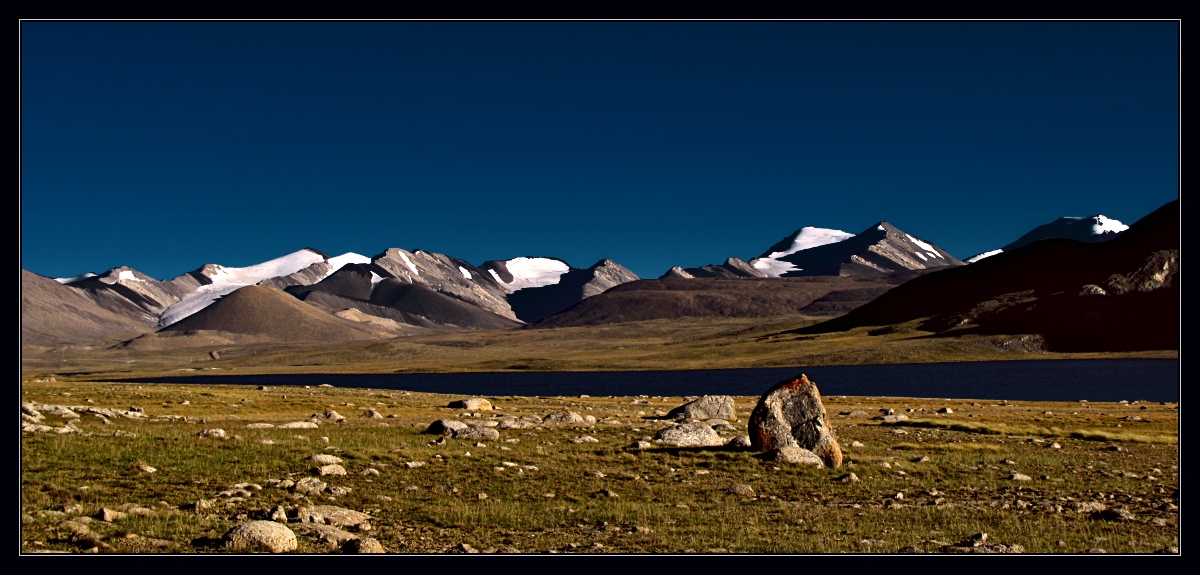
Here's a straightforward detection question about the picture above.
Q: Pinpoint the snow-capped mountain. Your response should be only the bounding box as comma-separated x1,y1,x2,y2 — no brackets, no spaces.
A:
965,214,1129,263
663,222,963,279
57,248,369,329
157,249,367,327
30,247,641,345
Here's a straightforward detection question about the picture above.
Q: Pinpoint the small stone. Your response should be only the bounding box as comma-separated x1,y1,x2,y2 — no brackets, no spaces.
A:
729,484,755,497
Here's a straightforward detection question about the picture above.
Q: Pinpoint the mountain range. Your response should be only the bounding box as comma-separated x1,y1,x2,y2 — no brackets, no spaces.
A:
21,204,1174,354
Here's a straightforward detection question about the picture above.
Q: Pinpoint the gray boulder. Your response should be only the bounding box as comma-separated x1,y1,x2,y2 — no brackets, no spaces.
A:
222,520,298,553
654,422,725,448
667,395,738,422
542,410,596,426
448,398,493,411
426,419,470,435
452,426,500,441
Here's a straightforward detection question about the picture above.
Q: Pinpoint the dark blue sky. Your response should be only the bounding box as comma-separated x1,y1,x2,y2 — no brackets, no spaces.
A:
21,21,1179,281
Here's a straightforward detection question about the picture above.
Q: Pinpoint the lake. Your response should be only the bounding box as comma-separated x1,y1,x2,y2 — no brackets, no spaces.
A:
109,358,1179,402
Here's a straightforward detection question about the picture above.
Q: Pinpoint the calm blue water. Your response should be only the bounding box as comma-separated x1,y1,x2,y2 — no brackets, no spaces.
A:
110,358,1179,402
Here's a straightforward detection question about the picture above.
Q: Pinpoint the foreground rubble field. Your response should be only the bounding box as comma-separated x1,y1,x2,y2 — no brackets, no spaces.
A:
20,376,1179,554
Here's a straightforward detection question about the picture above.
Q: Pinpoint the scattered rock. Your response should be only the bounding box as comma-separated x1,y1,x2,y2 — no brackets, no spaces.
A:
291,522,356,549
343,537,386,553
97,508,126,522
310,454,343,465
448,398,493,411
726,435,752,448
426,419,470,435
316,464,347,477
762,445,825,466
279,421,319,429
1092,507,1136,522
452,426,500,441
292,477,328,495
729,484,755,497
197,428,227,439
542,409,596,426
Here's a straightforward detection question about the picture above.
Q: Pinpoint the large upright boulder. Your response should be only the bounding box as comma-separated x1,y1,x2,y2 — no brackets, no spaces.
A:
748,374,842,468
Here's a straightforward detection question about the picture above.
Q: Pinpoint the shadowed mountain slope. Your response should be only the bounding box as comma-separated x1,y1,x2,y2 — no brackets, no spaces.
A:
506,259,641,323
158,285,390,343
284,265,523,330
368,281,523,330
532,271,927,328
799,200,1179,352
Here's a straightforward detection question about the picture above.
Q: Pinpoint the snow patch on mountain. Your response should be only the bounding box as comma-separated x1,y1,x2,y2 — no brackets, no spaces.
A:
55,272,98,284
326,253,371,274
399,252,420,276
157,249,328,327
495,257,570,292
967,249,1004,263
752,227,854,277
1087,215,1129,235
459,266,472,279
905,234,943,258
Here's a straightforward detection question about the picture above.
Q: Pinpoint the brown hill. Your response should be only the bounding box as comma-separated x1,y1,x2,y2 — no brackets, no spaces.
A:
799,199,1180,352
21,269,151,347
157,285,391,343
532,271,927,328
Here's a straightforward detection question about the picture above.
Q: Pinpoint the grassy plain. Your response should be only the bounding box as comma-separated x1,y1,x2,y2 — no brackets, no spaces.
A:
20,316,1176,377
20,317,1179,555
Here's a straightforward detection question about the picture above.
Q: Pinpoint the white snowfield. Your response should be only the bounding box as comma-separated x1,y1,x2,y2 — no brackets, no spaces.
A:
752,227,853,277
157,249,362,327
459,266,472,279
491,257,570,292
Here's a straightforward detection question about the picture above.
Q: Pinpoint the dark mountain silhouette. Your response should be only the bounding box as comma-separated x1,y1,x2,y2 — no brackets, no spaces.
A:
798,199,1179,352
